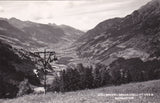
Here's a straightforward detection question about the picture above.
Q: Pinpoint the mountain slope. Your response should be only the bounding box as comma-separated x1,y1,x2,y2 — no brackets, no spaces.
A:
9,18,84,45
0,17,84,51
8,18,65,48
0,19,47,49
76,0,160,64
60,24,85,42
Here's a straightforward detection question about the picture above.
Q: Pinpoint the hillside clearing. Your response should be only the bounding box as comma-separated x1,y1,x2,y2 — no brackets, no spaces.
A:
1,79,160,103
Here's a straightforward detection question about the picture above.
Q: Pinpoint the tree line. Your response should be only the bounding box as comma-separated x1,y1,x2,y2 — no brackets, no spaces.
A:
49,57,160,92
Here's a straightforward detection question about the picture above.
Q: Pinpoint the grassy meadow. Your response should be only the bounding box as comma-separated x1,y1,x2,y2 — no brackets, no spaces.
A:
1,79,160,103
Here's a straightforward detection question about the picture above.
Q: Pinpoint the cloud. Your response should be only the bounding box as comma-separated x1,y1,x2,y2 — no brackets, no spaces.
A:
64,0,133,16
0,6,4,12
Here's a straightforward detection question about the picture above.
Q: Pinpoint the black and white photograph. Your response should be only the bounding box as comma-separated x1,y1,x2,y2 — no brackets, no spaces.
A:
0,0,160,102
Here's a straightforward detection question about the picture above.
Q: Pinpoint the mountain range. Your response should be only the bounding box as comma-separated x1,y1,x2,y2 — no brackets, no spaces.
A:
0,17,84,50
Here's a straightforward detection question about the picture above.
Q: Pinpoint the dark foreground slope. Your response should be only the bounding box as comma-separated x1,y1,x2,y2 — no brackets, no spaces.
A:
0,41,40,98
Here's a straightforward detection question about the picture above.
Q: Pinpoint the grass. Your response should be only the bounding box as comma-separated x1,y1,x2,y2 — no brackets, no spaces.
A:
1,79,160,103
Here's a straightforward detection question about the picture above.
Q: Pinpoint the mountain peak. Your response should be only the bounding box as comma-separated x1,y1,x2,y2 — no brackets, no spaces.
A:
139,0,160,12
152,0,160,3
9,17,22,22
146,0,160,6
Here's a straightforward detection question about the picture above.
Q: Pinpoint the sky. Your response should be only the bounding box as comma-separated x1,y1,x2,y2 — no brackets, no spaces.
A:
0,0,152,31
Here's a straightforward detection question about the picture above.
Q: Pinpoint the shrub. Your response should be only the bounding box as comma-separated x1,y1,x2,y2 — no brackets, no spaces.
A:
17,79,32,97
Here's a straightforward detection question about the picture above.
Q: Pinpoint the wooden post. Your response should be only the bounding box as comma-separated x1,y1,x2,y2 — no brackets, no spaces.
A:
44,49,47,94
33,49,57,95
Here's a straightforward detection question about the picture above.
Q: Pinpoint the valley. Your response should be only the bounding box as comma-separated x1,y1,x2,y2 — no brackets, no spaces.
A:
0,0,160,102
